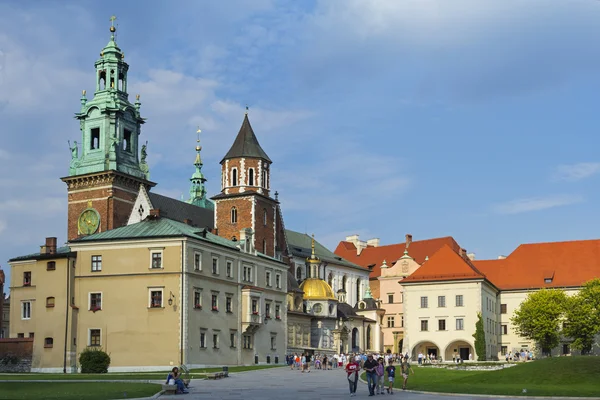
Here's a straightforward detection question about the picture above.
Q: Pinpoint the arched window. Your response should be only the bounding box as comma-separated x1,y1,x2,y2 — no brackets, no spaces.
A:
342,276,347,292
296,266,302,280
231,207,237,224
327,273,333,288
231,168,238,186
263,209,267,226
356,279,361,301
248,168,254,186
262,170,268,188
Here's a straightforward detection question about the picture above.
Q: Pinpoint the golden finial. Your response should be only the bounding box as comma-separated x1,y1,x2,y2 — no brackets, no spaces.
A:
136,94,140,101
311,234,316,258
195,127,202,151
121,51,125,60
110,16,117,33
82,89,86,96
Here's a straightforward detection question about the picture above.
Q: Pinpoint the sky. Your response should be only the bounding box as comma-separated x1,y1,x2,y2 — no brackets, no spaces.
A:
2,0,600,290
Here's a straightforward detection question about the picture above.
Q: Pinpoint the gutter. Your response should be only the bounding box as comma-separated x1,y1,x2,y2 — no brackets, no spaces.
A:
63,256,71,373
180,240,185,366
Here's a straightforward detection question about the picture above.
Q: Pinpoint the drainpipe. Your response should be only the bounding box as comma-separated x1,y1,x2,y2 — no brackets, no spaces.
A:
180,241,185,366
63,256,71,374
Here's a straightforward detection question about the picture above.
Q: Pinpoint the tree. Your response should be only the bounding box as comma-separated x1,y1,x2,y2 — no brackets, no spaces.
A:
473,312,486,361
511,289,567,356
563,278,600,354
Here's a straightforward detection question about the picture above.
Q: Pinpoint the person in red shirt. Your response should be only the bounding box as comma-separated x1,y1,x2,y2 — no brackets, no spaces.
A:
345,357,361,396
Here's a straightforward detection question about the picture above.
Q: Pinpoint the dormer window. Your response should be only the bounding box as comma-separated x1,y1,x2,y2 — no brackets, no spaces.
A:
248,168,254,186
231,168,238,186
544,278,553,284
543,270,554,284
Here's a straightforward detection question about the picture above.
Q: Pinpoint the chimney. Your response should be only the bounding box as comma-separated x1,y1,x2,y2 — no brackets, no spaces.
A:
460,248,467,258
405,234,413,248
45,237,57,255
498,255,507,260
467,253,476,261
149,209,161,218
346,234,367,255
366,238,380,247
183,218,193,226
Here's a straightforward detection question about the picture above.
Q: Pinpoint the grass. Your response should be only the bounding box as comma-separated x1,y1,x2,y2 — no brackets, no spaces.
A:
0,382,160,400
364,357,600,397
0,364,284,381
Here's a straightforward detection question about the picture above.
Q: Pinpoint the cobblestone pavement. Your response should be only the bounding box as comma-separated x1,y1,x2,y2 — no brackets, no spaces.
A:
158,367,495,400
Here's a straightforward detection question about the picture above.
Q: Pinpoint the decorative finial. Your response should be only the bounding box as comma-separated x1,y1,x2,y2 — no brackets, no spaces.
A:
196,126,201,143
82,90,86,96
311,234,316,258
245,105,249,115
404,248,409,256
425,255,429,261
110,16,117,33
274,191,279,201
136,94,140,101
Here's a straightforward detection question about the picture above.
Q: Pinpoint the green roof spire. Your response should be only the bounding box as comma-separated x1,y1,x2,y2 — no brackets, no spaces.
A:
187,128,214,210
364,285,373,299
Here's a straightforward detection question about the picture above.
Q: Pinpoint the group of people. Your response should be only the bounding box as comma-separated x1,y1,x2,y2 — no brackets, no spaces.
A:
505,349,534,362
346,354,414,396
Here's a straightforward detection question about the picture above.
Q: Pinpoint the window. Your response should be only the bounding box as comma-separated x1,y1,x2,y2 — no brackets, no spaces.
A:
265,303,271,318
194,290,202,309
230,207,238,224
420,296,428,308
420,320,428,331
438,319,446,331
562,344,570,355
23,271,31,286
226,261,233,277
90,128,100,149
200,332,206,348
438,296,446,308
91,255,102,272
123,129,132,152
544,278,552,284
230,332,237,348
263,239,266,254
150,290,163,308
46,297,55,308
401,315,404,328
212,257,219,274
387,316,395,328
47,261,56,271
231,168,238,186
194,253,202,271
17,333,24,338
90,293,102,310
248,168,254,186
275,304,281,319
151,252,162,269
243,265,253,282
296,266,302,280
29,332,34,338
89,329,101,346
243,334,253,349
261,170,267,188
213,333,219,349
266,271,272,286
388,294,394,304
263,208,267,226
456,318,464,330
22,301,31,320
500,304,507,314
501,324,508,335
271,335,276,350
455,295,464,307
275,274,281,289
226,296,232,313
211,294,218,311
501,346,508,355
44,337,53,348
251,299,258,314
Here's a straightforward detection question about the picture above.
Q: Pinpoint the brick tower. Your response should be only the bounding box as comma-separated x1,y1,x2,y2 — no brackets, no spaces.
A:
61,19,155,240
212,111,287,259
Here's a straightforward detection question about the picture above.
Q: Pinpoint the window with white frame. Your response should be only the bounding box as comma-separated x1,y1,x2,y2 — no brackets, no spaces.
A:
251,299,258,314
89,329,101,346
150,251,163,269
231,168,238,186
194,289,202,309
21,301,31,320
275,274,281,289
456,318,464,330
438,296,446,307
455,294,464,307
266,271,272,286
213,332,219,349
275,304,281,319
211,293,218,311
226,296,232,313
226,261,233,277
265,303,271,318
420,296,428,308
89,293,102,310
230,331,237,348
91,255,102,272
212,257,219,275
243,265,253,282
248,168,255,186
194,252,202,271
200,331,206,348
149,289,163,308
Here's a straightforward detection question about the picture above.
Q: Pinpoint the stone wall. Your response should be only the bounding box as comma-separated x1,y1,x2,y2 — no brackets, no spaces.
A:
0,338,33,372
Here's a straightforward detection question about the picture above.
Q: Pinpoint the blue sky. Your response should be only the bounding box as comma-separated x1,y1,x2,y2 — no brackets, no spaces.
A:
2,0,600,289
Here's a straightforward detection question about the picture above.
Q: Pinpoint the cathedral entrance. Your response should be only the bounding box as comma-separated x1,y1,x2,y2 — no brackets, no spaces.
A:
351,328,359,352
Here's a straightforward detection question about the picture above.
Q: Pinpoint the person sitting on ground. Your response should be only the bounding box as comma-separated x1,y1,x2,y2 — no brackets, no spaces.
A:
166,367,188,394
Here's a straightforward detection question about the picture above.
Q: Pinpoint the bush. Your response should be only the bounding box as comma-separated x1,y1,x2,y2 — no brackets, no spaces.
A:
79,347,110,373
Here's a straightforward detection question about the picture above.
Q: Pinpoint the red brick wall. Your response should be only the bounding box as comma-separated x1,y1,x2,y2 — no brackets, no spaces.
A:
221,158,271,197
215,197,253,242
0,338,33,357
254,198,275,256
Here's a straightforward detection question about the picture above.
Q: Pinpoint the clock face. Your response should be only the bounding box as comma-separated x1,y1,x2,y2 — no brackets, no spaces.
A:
313,303,323,314
78,208,100,235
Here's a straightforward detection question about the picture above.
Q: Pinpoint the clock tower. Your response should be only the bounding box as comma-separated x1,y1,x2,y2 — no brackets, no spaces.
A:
62,19,155,240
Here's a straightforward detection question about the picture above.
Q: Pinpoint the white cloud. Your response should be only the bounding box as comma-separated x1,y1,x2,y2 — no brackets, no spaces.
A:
554,162,600,182
492,195,584,215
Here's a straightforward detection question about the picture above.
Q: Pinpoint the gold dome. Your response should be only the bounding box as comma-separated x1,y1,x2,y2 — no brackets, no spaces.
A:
300,278,336,300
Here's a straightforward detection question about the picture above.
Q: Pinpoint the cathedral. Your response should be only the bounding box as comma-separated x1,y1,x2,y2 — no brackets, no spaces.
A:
7,20,382,372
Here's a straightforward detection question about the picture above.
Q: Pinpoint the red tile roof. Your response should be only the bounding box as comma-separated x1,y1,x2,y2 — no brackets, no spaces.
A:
334,236,461,279
401,245,486,284
474,239,600,290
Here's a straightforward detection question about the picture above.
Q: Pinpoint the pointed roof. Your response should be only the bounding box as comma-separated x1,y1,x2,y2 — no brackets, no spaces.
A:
221,114,272,163
401,244,485,284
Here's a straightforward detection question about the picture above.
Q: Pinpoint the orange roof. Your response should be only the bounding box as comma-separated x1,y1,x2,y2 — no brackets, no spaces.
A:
402,245,485,284
334,236,461,279
474,239,600,290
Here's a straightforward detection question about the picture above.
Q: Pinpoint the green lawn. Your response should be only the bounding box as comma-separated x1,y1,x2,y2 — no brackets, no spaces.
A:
0,382,160,400
365,357,600,397
0,364,284,381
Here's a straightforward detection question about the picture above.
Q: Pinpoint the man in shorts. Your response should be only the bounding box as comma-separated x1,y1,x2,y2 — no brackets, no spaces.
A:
401,356,414,390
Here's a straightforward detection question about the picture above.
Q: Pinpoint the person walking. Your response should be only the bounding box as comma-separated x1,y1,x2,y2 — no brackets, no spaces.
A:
363,354,379,396
345,356,361,397
385,359,396,394
400,356,414,390
376,357,385,394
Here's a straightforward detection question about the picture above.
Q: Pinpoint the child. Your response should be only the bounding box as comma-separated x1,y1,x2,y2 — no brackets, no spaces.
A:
385,359,396,394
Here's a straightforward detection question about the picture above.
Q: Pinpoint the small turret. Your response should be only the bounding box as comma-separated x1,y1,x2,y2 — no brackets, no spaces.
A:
186,128,214,210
